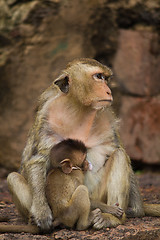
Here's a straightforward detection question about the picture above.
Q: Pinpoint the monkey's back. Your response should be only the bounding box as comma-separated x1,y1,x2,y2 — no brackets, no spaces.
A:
46,169,84,217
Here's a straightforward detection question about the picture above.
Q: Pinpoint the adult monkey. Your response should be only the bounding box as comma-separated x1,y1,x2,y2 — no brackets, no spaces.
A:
7,58,160,231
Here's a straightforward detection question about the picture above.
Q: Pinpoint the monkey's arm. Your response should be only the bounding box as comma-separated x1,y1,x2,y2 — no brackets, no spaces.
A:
91,200,124,218
86,147,130,229
24,154,53,231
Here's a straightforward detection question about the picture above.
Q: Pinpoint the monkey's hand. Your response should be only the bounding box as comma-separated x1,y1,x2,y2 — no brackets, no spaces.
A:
91,201,124,218
91,208,108,229
91,208,123,229
31,201,53,231
108,203,124,218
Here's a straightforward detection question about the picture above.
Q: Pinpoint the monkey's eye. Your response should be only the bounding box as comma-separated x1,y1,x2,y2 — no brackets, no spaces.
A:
93,73,105,81
93,73,111,83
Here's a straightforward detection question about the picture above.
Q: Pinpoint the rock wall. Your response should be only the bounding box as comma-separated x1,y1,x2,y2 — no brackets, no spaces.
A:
0,0,160,170
114,29,160,164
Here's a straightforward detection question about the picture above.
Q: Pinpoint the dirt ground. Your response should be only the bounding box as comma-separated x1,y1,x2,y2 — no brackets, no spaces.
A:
0,170,160,240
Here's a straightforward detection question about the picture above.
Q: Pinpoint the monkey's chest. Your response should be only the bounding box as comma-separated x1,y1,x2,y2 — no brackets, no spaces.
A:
48,118,112,149
49,118,90,142
48,99,115,148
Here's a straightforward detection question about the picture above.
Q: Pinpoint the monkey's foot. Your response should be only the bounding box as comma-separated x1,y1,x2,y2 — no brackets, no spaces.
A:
91,208,108,230
88,208,100,225
92,209,121,230
111,203,124,218
31,203,53,232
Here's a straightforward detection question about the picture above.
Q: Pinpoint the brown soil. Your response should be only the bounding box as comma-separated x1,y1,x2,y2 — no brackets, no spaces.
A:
0,170,160,240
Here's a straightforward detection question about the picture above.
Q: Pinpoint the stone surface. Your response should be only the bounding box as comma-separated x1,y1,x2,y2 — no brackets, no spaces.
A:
113,29,160,96
120,96,160,163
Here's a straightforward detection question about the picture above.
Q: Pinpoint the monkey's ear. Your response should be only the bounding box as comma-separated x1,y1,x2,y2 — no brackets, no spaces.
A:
60,159,73,174
54,75,69,93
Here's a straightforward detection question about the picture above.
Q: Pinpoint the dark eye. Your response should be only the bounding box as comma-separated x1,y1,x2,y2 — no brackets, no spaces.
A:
93,73,104,81
97,73,103,79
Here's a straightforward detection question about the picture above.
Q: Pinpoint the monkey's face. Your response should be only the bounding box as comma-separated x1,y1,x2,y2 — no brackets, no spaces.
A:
70,63,113,109
73,151,89,172
72,150,87,167
54,59,113,110
90,70,113,109
60,151,87,174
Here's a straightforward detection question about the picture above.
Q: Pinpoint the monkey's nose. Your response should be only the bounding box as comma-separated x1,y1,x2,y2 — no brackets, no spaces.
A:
106,90,113,101
106,87,112,95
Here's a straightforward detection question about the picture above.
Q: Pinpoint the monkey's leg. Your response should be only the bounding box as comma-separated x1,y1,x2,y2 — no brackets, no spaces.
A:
126,170,145,217
23,156,53,231
106,148,131,211
59,185,91,230
74,185,91,230
7,172,32,221
93,148,130,229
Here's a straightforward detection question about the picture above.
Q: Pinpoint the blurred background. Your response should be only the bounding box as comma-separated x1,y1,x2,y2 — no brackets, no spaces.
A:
0,0,160,174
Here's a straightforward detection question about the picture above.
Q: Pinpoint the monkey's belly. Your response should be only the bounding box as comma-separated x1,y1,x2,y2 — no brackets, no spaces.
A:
84,167,106,201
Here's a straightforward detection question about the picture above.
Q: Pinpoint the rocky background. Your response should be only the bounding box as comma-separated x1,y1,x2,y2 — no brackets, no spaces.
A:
0,0,160,172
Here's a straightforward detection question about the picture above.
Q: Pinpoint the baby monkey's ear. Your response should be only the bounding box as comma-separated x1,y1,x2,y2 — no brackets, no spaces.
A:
60,159,73,174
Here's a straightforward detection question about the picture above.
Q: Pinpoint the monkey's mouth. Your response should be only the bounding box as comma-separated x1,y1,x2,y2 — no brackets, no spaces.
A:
99,99,112,102
93,99,113,110
98,99,113,103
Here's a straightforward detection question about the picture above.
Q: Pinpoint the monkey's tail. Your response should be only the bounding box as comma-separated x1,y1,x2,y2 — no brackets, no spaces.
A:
144,203,160,217
0,224,39,234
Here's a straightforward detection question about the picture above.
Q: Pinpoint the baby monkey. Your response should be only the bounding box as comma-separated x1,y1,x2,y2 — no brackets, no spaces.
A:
46,138,92,230
46,138,123,230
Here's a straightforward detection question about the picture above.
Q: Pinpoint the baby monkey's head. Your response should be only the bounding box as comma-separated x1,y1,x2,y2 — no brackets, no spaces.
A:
49,139,88,174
